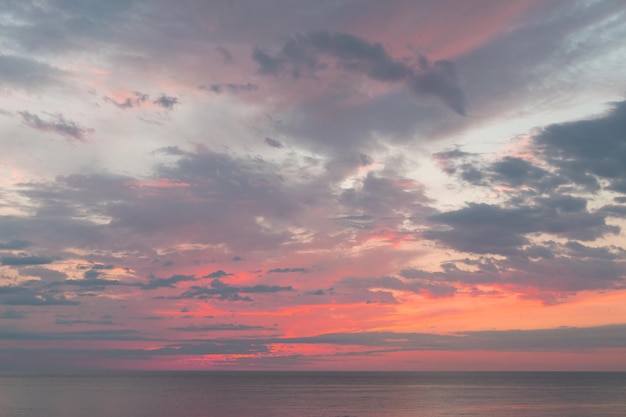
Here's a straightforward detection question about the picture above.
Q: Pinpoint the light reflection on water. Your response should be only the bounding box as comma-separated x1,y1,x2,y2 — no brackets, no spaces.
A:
1,371,625,417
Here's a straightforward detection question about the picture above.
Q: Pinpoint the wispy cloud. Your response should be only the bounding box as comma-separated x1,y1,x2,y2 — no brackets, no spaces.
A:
19,111,94,142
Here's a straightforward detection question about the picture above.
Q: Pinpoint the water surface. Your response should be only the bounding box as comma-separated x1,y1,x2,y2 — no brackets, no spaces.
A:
1,371,625,417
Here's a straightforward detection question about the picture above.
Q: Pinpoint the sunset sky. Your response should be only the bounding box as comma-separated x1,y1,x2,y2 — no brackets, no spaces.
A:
1,0,626,371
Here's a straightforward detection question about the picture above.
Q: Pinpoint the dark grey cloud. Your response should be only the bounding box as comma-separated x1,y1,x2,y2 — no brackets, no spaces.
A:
168,323,269,332
180,278,293,302
534,100,626,194
267,267,309,274
452,100,626,196
0,329,142,341
0,286,27,295
0,240,31,250
601,204,626,218
83,269,100,279
147,340,270,356
55,317,115,326
19,111,94,142
0,337,266,360
238,323,626,352
0,309,26,319
490,157,551,188
458,324,626,351
425,202,617,256
264,137,284,148
92,263,115,270
1,255,55,266
425,100,626,296
1,292,79,306
139,274,195,290
399,244,626,302
152,95,179,109
199,83,258,94
2,324,624,369
202,270,232,278
0,55,63,89
432,149,472,175
459,164,485,184
280,330,457,350
253,31,467,115
20,267,68,281
60,278,125,290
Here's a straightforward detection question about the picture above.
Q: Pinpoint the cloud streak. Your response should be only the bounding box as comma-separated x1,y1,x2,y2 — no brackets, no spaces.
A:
19,111,94,142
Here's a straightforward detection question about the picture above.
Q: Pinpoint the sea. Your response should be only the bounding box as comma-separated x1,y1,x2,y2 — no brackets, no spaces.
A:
1,371,625,417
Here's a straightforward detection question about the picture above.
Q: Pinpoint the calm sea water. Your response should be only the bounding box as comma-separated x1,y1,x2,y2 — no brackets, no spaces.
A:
1,371,625,417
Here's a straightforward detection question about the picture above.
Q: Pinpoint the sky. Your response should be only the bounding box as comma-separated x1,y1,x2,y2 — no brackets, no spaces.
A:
0,0,626,371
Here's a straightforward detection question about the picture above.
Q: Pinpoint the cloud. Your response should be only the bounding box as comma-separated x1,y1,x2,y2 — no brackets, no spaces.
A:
399,244,626,301
0,55,63,89
199,83,258,94
1,255,55,266
168,323,269,332
0,329,142,341
0,0,136,54
267,267,309,274
202,270,233,278
140,274,196,290
91,263,115,270
458,324,626,351
432,149,472,175
339,171,432,231
340,275,456,300
425,202,617,256
0,240,31,250
179,278,293,302
490,157,552,188
534,100,626,194
0,309,26,319
152,95,179,109
264,137,284,148
19,111,94,142
55,318,115,326
3,149,313,262
20,267,68,281
450,100,626,196
0,0,623,370
0,292,79,306
83,269,101,279
253,31,467,114
276,324,626,351
148,340,270,356
60,278,125,290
